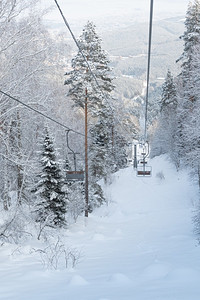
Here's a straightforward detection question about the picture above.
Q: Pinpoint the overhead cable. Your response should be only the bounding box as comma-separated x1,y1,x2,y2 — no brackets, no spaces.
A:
53,1,102,89
0,90,85,137
144,0,154,141
53,0,133,137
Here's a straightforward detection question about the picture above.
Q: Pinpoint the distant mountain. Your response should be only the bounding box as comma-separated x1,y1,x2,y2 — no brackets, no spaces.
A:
45,15,184,81
102,16,184,80
98,16,185,125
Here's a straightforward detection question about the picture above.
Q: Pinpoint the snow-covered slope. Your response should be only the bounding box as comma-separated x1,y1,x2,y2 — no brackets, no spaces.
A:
0,155,199,300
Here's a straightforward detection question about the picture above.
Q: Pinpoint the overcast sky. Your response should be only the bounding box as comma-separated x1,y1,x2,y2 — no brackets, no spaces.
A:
44,0,189,24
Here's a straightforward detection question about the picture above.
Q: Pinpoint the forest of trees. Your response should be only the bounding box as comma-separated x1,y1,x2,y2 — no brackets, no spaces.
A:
0,0,200,244
151,0,200,188
0,0,134,242
149,0,200,239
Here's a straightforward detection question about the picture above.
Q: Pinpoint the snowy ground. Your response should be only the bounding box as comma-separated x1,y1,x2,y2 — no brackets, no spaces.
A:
0,155,200,300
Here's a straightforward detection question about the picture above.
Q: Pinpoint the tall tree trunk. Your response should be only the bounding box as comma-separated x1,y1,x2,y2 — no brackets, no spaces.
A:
198,162,200,189
2,122,11,210
16,110,23,205
3,156,11,210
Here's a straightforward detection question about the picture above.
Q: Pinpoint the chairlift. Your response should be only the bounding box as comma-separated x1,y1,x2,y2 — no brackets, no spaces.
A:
135,0,154,177
136,141,152,177
66,170,84,181
137,165,152,176
65,130,84,181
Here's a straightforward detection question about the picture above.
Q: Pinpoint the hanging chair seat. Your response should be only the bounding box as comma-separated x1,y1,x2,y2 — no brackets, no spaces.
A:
137,165,152,177
66,171,84,181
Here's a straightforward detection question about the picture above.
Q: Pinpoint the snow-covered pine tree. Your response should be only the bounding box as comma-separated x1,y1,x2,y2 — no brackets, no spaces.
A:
65,21,116,209
178,42,200,184
177,0,200,106
89,119,110,181
160,70,177,112
34,128,67,227
175,0,200,166
65,21,114,116
88,106,114,209
178,0,200,83
151,70,179,167
112,132,128,171
89,102,115,180
88,182,105,212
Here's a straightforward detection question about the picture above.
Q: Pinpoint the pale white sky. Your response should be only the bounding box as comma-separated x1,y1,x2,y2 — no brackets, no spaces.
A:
43,0,189,23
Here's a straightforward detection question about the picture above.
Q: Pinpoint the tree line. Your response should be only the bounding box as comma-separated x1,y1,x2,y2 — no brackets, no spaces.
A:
0,0,133,242
151,0,200,188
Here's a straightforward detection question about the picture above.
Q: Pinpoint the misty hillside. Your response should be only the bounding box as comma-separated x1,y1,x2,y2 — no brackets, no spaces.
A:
46,15,185,127
47,15,184,80
102,16,184,79
96,16,185,118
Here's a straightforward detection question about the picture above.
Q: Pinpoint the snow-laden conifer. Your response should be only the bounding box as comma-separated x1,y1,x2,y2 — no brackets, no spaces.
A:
65,21,117,209
65,21,114,116
151,70,179,168
178,0,200,94
33,128,67,227
161,70,177,111
174,0,200,168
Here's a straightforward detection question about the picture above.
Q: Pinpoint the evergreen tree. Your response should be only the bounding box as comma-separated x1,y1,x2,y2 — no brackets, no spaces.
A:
88,112,113,209
65,21,117,209
179,43,200,184
175,0,200,167
112,132,128,171
34,128,66,227
151,71,179,167
178,0,200,67
160,70,177,111
89,182,105,212
178,0,200,97
89,115,114,181
182,98,200,185
65,21,114,116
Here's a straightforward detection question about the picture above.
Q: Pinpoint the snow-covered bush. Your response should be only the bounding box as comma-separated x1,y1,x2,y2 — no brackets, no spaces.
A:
32,238,82,270
156,171,165,180
0,205,34,244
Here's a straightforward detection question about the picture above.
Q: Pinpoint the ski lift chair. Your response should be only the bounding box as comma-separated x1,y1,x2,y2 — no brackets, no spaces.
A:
137,165,152,176
136,141,152,176
66,170,84,181
65,130,85,182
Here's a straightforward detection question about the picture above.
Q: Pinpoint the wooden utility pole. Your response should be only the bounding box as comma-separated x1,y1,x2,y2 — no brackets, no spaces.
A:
84,86,89,217
111,123,114,153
